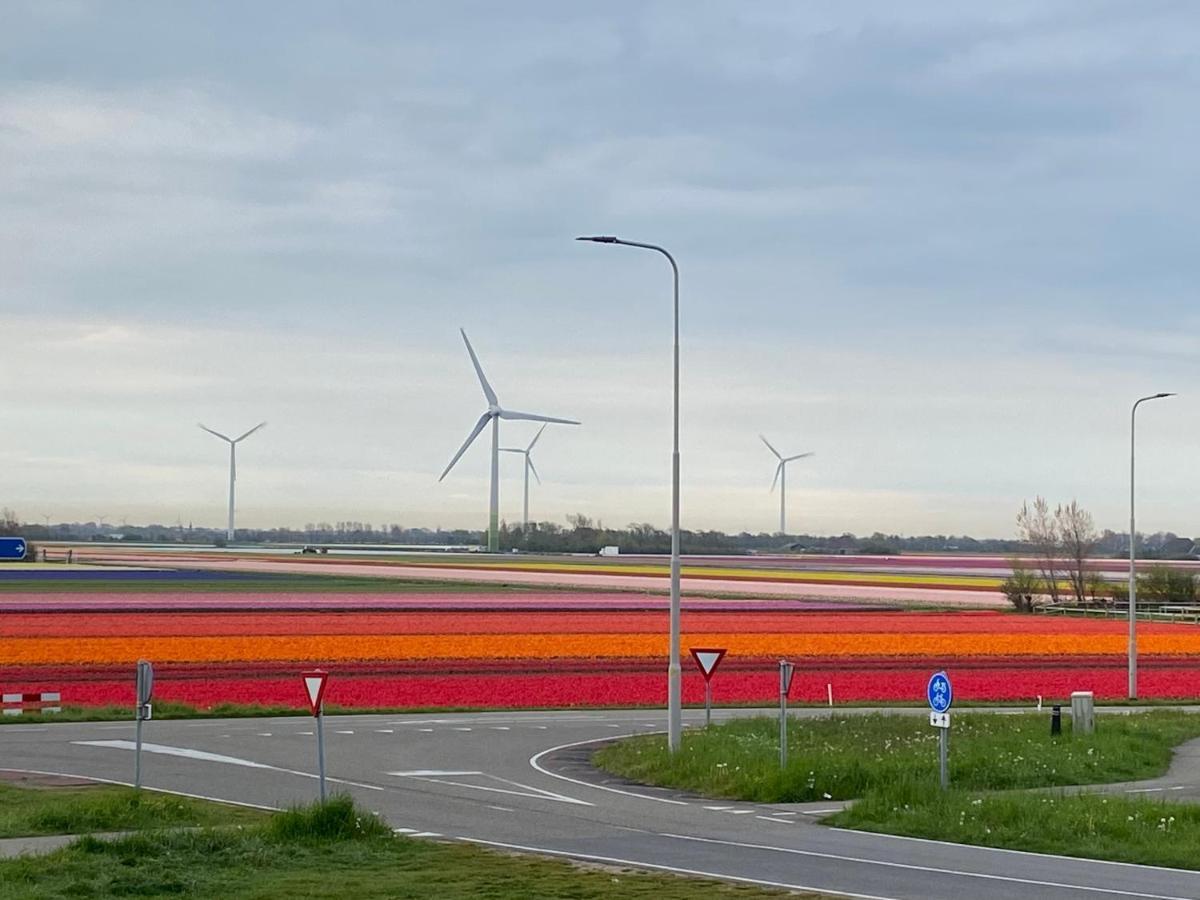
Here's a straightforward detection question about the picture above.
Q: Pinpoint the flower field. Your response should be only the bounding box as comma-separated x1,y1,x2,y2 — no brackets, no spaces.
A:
4,583,1200,711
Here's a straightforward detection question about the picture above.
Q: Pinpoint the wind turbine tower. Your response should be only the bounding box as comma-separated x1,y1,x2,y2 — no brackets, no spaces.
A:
199,422,267,542
440,330,578,552
760,435,813,535
500,423,550,531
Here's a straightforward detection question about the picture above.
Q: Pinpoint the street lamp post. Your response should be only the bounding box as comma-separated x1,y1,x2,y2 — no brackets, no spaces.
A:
577,235,683,753
1128,392,1175,700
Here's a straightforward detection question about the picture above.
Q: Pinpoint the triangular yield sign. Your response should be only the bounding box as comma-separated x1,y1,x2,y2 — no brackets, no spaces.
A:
689,647,727,681
302,670,328,716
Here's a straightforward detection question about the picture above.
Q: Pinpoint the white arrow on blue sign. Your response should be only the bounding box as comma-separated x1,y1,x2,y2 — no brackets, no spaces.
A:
927,671,953,714
0,538,27,561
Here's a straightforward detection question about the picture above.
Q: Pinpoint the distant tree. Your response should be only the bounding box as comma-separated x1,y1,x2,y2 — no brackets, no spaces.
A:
1056,500,1098,605
1016,497,1062,604
1001,557,1041,612
0,508,19,536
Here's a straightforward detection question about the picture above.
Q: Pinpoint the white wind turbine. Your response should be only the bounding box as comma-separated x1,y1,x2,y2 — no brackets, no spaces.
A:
500,423,549,531
440,330,578,552
760,435,813,535
198,422,267,542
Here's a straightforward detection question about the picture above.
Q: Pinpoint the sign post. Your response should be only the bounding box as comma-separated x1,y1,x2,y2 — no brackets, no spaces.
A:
0,538,27,561
689,648,727,727
134,660,154,789
778,659,795,769
303,670,329,802
927,670,953,790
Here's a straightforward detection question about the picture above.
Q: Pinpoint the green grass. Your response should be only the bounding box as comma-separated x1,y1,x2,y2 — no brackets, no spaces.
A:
594,711,1200,802
0,782,263,838
830,788,1200,870
0,796,810,899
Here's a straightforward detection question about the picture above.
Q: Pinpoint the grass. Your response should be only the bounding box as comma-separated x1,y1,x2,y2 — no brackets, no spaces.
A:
596,711,1200,869
595,711,1200,803
829,788,1200,870
0,796,812,899
0,782,263,838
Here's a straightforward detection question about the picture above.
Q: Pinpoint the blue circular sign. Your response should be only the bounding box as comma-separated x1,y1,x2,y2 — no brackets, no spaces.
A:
927,671,952,713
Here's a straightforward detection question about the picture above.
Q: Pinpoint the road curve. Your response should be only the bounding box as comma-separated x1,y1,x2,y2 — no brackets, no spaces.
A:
4,707,1200,899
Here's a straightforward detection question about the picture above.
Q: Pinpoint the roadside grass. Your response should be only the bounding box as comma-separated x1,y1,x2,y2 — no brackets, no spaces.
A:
830,788,1200,870
0,796,809,899
594,711,1200,802
0,782,263,838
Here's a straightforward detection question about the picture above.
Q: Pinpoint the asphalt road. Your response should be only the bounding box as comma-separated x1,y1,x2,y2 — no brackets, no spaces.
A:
5,708,1200,899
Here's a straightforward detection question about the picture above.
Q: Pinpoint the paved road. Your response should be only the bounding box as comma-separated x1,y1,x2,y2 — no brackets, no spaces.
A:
4,708,1200,899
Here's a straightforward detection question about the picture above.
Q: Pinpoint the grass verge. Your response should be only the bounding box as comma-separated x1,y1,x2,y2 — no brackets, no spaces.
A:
0,781,263,838
595,711,1200,802
0,795,811,899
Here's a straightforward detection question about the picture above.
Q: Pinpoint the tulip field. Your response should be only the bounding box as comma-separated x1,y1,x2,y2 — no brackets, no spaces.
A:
5,569,1200,711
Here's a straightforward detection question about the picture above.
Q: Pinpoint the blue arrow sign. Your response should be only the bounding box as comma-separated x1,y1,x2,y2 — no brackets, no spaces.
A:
927,671,953,713
0,538,27,561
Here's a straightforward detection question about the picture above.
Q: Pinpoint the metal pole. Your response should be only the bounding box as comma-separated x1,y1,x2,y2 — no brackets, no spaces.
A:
227,443,236,542
938,726,948,790
316,710,327,802
705,681,712,728
135,715,143,789
780,463,786,535
523,455,531,531
577,236,681,752
1129,393,1175,700
489,416,500,552
779,663,788,769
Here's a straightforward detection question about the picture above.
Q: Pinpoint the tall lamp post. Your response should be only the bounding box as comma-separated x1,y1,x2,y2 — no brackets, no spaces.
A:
1128,392,1175,700
576,235,683,753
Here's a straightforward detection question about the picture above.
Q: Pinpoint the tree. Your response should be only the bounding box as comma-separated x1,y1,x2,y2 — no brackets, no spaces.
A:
1001,557,1041,612
1055,500,1098,605
1016,497,1062,604
0,509,19,536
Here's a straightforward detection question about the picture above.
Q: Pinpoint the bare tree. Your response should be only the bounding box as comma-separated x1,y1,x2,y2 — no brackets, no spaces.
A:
1016,497,1062,604
1056,500,1098,605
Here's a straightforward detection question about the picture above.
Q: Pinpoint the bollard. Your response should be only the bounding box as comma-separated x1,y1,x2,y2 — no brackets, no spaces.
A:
1051,705,1062,736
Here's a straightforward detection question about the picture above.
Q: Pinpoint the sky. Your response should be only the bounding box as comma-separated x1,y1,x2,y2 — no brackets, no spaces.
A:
2,1,1198,538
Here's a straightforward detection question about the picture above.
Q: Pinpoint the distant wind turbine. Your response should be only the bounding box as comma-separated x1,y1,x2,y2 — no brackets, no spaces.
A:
500,423,550,531
440,330,579,552
198,422,267,542
760,435,813,535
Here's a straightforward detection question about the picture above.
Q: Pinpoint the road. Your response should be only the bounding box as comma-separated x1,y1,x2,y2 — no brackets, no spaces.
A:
4,708,1200,899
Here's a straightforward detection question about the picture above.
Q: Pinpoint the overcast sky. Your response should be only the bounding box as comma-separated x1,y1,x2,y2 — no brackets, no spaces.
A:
2,1,1198,537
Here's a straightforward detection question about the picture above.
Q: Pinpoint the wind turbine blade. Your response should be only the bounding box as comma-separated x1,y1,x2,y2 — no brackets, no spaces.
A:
770,461,783,492
499,448,523,454
527,422,548,452
760,434,782,460
498,409,580,425
460,329,498,406
785,452,814,462
198,424,232,442
439,412,492,481
234,421,268,443
527,455,542,485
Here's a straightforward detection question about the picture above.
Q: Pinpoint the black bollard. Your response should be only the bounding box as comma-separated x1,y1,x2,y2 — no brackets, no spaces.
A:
1050,705,1062,736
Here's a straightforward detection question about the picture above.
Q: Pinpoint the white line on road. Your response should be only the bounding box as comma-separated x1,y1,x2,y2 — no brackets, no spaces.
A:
755,816,795,824
529,734,688,806
455,835,898,900
387,770,592,807
374,729,394,734
73,740,383,791
658,832,1198,900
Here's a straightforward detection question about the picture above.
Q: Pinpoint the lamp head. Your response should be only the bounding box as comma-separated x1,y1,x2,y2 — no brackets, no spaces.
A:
575,235,619,243
1156,392,1177,399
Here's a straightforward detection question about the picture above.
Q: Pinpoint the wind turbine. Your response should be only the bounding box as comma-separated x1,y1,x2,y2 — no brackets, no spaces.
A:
500,423,549,531
760,435,813,535
440,329,578,552
198,422,267,542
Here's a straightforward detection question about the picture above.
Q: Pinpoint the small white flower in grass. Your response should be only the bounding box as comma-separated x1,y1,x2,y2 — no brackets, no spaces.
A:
971,799,982,806
823,792,832,799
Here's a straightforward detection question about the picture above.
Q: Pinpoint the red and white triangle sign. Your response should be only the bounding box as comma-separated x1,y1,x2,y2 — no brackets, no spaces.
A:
302,669,328,716
689,648,727,681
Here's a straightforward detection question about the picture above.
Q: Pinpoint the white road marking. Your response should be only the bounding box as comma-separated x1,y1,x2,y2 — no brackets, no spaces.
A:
488,805,514,812
659,832,1197,900
453,727,472,732
418,728,434,732
297,731,313,736
73,740,383,791
804,808,841,815
387,770,592,807
391,770,482,777
335,730,354,735
393,827,419,834
755,816,794,824
256,733,272,737
456,835,898,900
728,809,755,815
529,733,688,806
374,729,394,734
411,831,441,838
704,805,735,811
490,726,510,731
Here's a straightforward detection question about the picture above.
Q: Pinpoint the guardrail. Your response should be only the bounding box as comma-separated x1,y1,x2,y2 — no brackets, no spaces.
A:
1039,604,1200,623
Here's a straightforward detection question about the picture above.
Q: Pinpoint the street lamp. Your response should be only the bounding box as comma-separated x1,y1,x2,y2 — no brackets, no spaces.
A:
576,235,683,753
1128,392,1175,700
